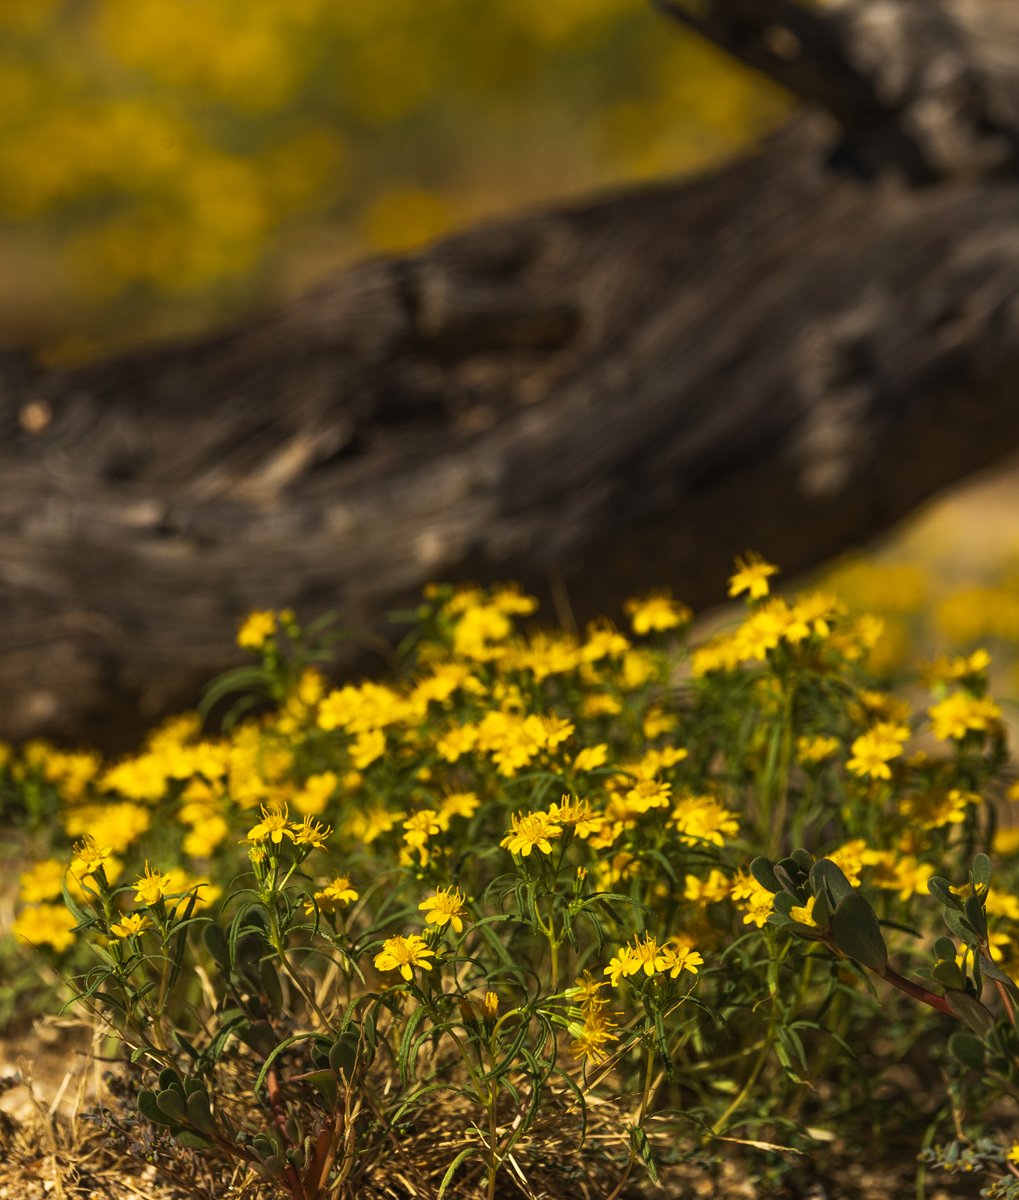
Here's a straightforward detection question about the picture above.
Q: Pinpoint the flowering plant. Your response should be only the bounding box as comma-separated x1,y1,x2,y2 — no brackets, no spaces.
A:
4,558,1019,1197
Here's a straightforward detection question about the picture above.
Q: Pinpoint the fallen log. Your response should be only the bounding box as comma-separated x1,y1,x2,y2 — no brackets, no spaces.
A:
2,0,1018,748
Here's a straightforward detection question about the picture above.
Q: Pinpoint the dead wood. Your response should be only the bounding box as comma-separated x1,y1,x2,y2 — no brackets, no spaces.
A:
2,0,1019,748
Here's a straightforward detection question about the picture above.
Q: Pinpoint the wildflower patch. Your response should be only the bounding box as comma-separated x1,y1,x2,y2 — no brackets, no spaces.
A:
2,558,1019,1197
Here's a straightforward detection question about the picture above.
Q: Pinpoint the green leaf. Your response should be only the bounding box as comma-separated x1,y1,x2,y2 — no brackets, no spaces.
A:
329,1032,359,1078
299,1069,338,1107
259,957,284,1016
810,889,832,933
977,954,1019,1002
398,1004,430,1088
972,853,992,892
631,1124,659,1184
155,1089,188,1124
963,895,988,943
158,1067,183,1093
774,863,803,895
791,848,814,873
809,859,853,906
138,1089,180,1128
185,1089,216,1135
174,1129,215,1150
941,907,979,946
749,857,782,895
948,1031,986,1071
933,936,956,961
830,893,888,974
253,1032,321,1094
931,960,966,991
203,923,232,974
947,991,996,1036
437,1146,483,1199
928,877,963,912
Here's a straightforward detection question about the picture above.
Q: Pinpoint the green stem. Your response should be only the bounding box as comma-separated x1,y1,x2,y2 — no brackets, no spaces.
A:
605,1042,656,1200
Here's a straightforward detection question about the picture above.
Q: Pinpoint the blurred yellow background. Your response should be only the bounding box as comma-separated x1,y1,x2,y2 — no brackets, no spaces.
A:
0,0,783,358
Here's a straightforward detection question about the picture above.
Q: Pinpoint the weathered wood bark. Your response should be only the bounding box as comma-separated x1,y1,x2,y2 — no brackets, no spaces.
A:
2,0,1019,749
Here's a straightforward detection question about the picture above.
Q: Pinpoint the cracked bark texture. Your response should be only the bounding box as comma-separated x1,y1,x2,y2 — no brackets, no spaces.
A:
2,0,1019,748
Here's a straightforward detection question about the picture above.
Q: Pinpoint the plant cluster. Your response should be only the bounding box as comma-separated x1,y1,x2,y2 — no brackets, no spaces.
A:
3,557,1019,1197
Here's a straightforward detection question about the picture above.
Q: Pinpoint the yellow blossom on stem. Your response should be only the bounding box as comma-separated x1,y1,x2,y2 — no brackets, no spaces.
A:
659,945,704,977
624,591,691,635
846,722,910,781
929,691,1002,741
789,896,818,927
546,795,603,838
402,810,441,849
291,815,333,849
306,875,359,914
500,810,562,857
418,886,468,933
570,1006,620,1063
133,862,174,906
374,934,435,981
237,610,277,650
246,802,295,844
573,744,608,773
110,912,151,938
73,835,112,877
728,553,778,600
604,934,667,986
796,735,840,765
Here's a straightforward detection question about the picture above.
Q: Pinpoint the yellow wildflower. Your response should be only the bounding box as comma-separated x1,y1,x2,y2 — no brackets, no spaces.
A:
573,744,608,772
929,692,1002,741
374,934,435,981
670,795,740,846
500,810,562,857
418,886,468,934
292,771,338,816
350,728,386,770
623,778,672,814
789,896,818,927
12,904,76,953
19,859,66,904
846,722,909,781
546,795,603,839
570,1006,620,1063
659,945,704,977
237,610,277,650
246,802,295,844
291,815,333,849
403,810,442,849
72,835,112,877
684,870,731,904
183,816,229,858
796,735,840,765
731,871,775,928
728,553,778,600
306,875,359,914
133,862,174,906
110,912,151,938
624,591,690,635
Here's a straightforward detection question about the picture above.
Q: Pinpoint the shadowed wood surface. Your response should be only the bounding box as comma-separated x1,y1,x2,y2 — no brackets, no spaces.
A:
1,0,1019,749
